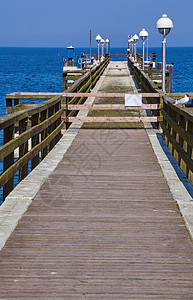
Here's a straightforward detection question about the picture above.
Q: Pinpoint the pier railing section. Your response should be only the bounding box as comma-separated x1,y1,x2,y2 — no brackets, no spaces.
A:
0,95,63,199
63,57,109,91
128,55,193,186
128,56,163,127
64,92,161,125
63,57,109,129
161,95,193,184
2,58,110,199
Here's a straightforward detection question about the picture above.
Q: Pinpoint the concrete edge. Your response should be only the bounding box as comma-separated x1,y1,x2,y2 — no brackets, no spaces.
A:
0,64,110,251
142,118,193,241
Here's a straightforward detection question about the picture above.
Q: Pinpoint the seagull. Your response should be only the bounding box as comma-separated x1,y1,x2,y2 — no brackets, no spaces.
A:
174,94,190,107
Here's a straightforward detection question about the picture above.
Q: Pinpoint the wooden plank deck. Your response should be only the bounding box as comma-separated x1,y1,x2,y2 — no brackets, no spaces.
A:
0,127,193,298
0,61,193,298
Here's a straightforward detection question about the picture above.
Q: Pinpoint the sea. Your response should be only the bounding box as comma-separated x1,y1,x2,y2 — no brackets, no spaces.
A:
0,46,192,201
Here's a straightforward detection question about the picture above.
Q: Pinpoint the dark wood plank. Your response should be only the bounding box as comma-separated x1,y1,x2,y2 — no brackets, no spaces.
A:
0,127,193,298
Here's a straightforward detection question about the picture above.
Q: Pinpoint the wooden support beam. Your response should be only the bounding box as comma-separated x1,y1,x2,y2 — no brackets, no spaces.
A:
68,116,160,123
62,92,160,98
19,118,28,181
31,113,40,170
67,104,159,111
3,124,14,200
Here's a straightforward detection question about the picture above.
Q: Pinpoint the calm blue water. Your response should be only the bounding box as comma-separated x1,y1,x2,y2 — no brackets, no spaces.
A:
0,46,192,201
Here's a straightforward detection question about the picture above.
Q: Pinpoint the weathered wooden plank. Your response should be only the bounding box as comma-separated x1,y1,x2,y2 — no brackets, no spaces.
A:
19,118,28,181
6,93,61,99
68,116,160,122
31,113,40,170
3,124,14,199
68,104,159,110
62,92,160,98
167,93,193,98
1,126,193,298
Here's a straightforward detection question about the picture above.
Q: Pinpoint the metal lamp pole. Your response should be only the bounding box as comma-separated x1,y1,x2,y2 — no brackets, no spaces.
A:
96,34,102,62
101,39,105,58
106,39,110,54
156,14,173,93
139,29,148,70
132,34,139,61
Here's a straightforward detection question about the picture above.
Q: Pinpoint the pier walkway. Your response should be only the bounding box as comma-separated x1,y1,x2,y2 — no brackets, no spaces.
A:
0,62,193,298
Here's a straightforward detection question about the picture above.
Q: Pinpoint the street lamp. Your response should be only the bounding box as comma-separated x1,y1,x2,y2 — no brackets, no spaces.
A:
129,38,134,55
132,34,139,61
96,34,102,62
101,38,105,58
156,14,173,93
139,28,148,70
127,35,132,54
106,39,110,54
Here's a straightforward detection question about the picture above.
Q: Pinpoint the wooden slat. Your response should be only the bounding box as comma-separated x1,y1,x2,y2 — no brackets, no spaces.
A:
62,92,160,98
68,116,160,122
6,93,61,99
68,104,159,111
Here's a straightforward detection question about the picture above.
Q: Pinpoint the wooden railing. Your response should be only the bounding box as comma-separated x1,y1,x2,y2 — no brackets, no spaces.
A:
64,92,162,126
128,55,193,186
161,94,193,185
64,57,109,129
110,54,127,61
0,95,63,199
127,56,163,127
144,69,170,92
1,58,110,199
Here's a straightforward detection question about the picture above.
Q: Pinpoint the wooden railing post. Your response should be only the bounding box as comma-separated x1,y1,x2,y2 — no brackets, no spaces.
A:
40,109,48,160
31,113,40,170
54,101,61,145
6,98,12,114
187,120,193,181
178,114,187,172
3,124,14,199
19,117,28,181
14,98,20,106
65,97,69,130
48,105,55,151
63,71,67,92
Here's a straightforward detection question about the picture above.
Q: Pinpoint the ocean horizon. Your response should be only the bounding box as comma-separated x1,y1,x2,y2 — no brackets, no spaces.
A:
0,46,192,117
0,46,192,116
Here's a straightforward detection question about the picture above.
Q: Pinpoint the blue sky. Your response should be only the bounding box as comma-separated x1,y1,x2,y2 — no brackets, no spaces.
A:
0,0,192,47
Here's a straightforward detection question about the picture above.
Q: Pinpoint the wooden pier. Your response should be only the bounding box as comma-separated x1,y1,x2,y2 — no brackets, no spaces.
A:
0,58,193,298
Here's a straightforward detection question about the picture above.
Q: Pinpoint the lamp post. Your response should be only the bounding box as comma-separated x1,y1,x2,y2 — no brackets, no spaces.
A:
106,39,110,54
156,14,173,93
127,35,131,54
139,29,148,70
132,34,139,61
96,34,102,62
130,38,134,55
101,39,105,58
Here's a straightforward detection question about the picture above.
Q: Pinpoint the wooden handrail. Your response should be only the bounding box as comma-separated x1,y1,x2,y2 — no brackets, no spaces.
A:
62,92,160,98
